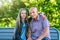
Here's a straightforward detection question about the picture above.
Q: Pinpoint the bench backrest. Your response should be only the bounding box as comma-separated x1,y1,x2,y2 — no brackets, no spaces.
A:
0,28,59,40
50,28,59,40
0,28,14,40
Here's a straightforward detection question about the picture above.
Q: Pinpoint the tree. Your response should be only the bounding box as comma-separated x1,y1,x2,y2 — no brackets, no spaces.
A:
0,0,60,31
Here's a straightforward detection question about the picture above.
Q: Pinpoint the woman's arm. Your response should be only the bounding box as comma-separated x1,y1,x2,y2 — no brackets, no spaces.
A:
27,27,32,40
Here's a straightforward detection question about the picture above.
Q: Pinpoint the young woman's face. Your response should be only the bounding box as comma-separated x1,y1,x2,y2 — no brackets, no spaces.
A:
20,10,26,19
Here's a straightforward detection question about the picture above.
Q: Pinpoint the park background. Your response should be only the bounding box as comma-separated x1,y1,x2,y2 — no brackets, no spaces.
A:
0,0,60,32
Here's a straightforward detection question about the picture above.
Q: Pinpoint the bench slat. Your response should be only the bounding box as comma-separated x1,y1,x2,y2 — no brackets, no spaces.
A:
0,28,14,40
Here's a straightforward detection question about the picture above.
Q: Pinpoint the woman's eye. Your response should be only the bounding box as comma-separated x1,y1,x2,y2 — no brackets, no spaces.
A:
22,13,24,14
22,13,26,14
24,13,26,14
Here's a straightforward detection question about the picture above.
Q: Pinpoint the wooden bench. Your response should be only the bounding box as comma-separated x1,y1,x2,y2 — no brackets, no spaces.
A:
0,27,59,40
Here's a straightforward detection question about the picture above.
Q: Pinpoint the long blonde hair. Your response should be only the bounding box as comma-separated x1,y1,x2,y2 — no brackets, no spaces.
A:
16,8,27,34
14,8,30,40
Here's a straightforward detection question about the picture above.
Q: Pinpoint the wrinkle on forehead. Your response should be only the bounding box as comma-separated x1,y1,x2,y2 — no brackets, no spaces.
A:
29,7,38,13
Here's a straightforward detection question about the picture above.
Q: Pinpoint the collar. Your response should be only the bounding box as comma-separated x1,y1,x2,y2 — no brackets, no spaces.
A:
32,15,40,21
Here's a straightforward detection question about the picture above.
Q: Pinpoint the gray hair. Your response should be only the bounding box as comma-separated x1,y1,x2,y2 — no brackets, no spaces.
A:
29,7,38,13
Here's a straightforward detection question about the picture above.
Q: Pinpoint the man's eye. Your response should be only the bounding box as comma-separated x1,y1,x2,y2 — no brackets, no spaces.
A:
21,13,23,14
32,12,35,13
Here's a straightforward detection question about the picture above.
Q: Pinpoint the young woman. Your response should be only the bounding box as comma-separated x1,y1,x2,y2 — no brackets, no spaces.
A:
14,8,29,40
13,8,46,40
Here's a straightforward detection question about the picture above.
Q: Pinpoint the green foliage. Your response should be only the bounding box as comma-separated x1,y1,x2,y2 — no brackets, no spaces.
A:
0,0,60,31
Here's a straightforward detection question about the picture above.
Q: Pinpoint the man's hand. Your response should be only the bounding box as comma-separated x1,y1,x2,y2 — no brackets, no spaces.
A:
27,37,32,40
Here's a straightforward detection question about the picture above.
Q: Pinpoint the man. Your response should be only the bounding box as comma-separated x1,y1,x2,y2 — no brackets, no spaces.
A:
27,7,50,40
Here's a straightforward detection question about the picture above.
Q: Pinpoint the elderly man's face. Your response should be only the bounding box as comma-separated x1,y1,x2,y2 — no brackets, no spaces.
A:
30,9,38,19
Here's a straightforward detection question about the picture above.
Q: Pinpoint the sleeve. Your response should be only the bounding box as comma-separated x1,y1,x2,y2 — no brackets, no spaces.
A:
42,17,50,29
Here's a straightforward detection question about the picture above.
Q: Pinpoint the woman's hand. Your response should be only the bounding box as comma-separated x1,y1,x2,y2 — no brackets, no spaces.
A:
37,38,41,40
40,12,46,19
37,39,41,40
27,37,32,40
40,14,46,19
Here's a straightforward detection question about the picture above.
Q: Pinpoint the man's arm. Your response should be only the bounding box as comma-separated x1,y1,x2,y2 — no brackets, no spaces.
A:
37,27,49,40
37,17,50,40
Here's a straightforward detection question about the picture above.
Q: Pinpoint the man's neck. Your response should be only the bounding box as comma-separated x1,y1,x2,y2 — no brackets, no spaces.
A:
33,15,38,21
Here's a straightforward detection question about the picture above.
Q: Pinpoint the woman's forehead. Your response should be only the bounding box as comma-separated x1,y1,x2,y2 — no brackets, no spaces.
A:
21,10,26,13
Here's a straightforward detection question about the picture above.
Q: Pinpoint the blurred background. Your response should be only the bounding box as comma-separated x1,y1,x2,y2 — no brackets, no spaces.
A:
0,0,60,32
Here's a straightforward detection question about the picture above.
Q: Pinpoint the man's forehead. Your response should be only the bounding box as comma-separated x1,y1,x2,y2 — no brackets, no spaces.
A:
30,9,36,12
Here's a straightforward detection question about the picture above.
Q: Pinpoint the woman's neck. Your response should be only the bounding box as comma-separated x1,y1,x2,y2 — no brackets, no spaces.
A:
22,18,25,23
